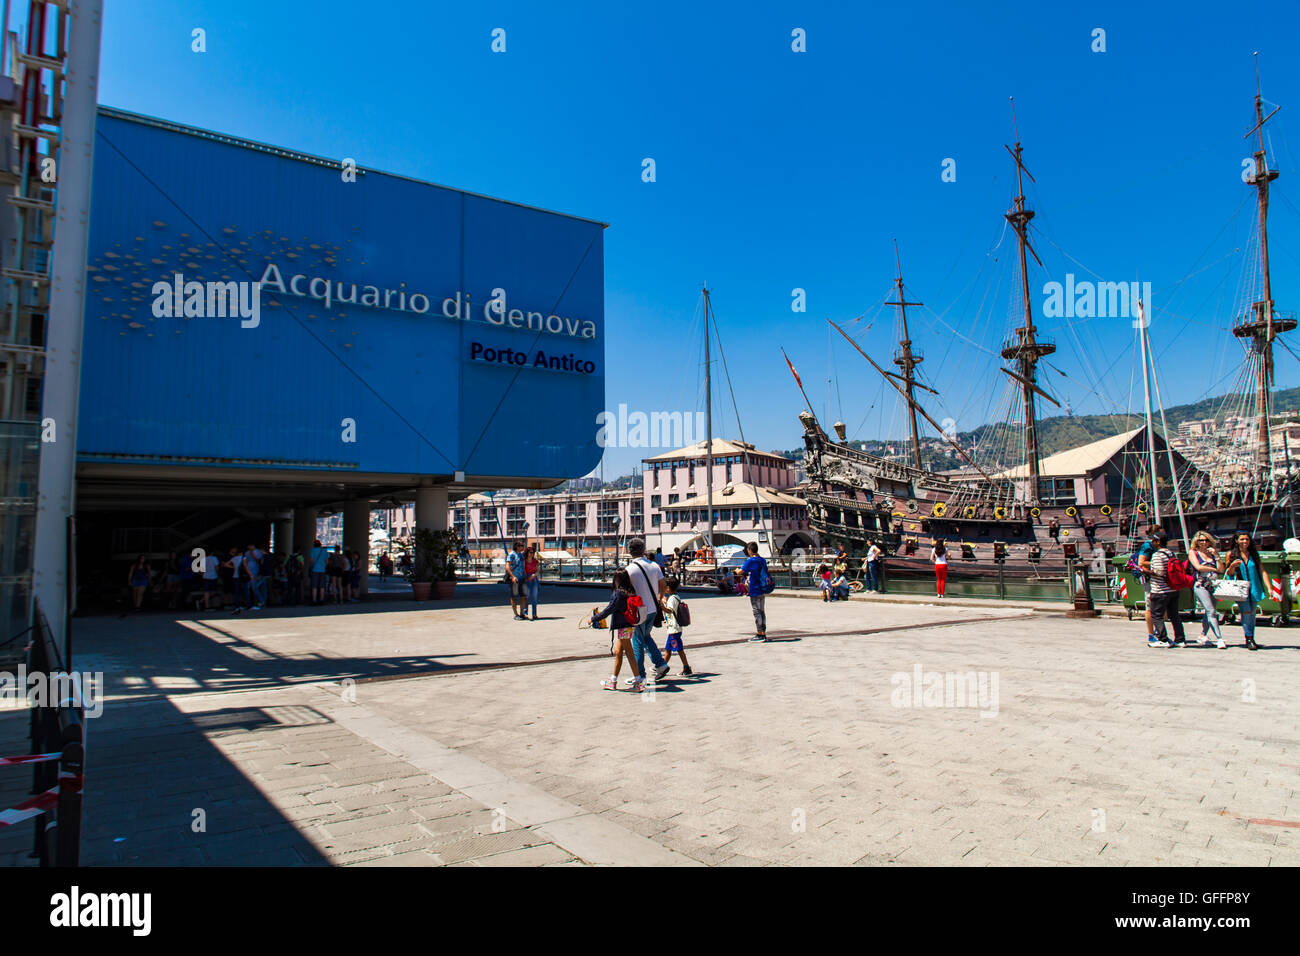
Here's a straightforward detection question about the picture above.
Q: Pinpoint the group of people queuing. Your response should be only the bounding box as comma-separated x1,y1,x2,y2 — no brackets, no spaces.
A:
1135,523,1272,650
124,540,368,613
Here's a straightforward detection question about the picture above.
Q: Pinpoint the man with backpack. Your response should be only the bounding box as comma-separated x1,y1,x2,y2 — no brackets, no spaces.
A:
742,541,771,642
1146,531,1188,647
625,538,670,683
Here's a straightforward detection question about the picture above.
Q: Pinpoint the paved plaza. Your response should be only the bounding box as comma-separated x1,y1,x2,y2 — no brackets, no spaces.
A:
2,581,1298,866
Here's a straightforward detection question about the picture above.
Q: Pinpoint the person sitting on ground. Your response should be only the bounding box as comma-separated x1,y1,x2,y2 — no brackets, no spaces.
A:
831,568,850,601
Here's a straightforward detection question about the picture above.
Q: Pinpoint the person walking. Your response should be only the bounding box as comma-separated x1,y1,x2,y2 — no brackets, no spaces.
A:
309,538,329,606
930,539,949,598
506,539,528,621
163,551,182,610
1048,517,1061,544
229,546,249,612
589,569,644,692
1134,523,1161,639
245,543,265,610
127,555,151,610
625,538,670,681
661,576,692,676
741,541,769,642
327,545,346,605
1187,531,1225,649
1146,531,1187,647
1222,532,1271,651
523,545,541,621
202,547,220,610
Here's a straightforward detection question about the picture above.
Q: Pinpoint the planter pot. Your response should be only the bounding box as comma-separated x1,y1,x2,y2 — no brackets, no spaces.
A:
435,580,457,599
411,581,432,601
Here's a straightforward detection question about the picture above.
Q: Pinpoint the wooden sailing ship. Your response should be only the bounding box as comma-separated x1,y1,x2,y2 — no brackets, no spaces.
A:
796,74,1298,581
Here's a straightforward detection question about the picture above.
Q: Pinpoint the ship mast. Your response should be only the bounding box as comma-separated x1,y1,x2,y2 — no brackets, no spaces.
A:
1234,54,1293,478
1000,98,1055,504
886,240,925,469
703,286,716,570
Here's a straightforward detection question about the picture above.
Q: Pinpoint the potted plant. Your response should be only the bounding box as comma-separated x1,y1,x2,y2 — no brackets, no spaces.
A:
413,527,465,600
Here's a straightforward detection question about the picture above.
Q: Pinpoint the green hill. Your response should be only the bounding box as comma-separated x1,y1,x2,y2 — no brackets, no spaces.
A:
780,386,1300,471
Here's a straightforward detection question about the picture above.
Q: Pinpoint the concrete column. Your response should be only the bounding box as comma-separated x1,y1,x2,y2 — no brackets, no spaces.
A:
293,507,317,557
415,486,449,532
343,498,370,597
272,516,293,555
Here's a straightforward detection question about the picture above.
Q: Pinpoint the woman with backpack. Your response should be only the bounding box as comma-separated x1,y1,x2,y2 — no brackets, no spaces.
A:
1221,532,1270,651
588,568,645,692
1188,531,1225,649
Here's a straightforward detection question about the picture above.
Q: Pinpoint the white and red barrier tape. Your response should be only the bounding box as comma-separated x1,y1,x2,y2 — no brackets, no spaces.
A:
0,752,61,769
0,771,81,828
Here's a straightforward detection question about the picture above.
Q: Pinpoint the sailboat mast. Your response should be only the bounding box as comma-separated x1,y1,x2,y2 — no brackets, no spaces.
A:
703,287,716,567
1138,300,1161,522
1001,99,1055,504
886,239,925,469
1235,55,1293,478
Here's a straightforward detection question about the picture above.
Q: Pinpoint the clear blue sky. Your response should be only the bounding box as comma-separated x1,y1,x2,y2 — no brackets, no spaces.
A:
94,0,1300,477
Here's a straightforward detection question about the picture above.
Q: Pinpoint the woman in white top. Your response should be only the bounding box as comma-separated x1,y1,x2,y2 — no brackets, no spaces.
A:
1187,531,1224,648
930,539,949,598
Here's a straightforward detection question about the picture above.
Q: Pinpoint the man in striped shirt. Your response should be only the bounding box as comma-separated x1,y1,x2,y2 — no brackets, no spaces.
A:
1147,531,1187,648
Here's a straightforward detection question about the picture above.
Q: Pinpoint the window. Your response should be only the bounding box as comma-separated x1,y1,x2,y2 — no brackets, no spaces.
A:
652,514,661,527
453,512,470,538
565,506,587,534
741,508,753,521
597,499,620,534
651,495,661,509
668,494,679,504
536,504,556,537
763,508,772,520
507,505,528,538
479,511,498,538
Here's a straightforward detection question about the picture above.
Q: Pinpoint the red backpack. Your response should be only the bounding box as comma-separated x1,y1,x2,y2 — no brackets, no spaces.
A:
623,594,644,626
1165,556,1195,591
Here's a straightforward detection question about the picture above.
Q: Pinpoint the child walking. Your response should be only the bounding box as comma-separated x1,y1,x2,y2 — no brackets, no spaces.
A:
661,577,693,676
589,569,645,692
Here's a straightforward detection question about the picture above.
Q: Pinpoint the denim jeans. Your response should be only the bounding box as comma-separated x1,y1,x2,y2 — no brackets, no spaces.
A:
1238,601,1257,640
526,579,539,617
866,562,879,591
1192,583,1222,641
631,618,665,676
252,577,268,607
236,579,250,607
750,594,767,633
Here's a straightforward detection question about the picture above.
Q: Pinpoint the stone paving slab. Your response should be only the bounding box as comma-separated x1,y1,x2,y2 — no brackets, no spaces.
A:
6,591,1297,867
72,584,1029,702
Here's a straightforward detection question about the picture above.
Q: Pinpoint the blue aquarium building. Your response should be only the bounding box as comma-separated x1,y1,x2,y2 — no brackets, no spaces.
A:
73,107,606,583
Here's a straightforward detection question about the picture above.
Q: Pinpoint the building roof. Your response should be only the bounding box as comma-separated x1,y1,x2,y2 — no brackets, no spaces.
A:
993,427,1145,480
661,482,805,510
643,439,790,463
